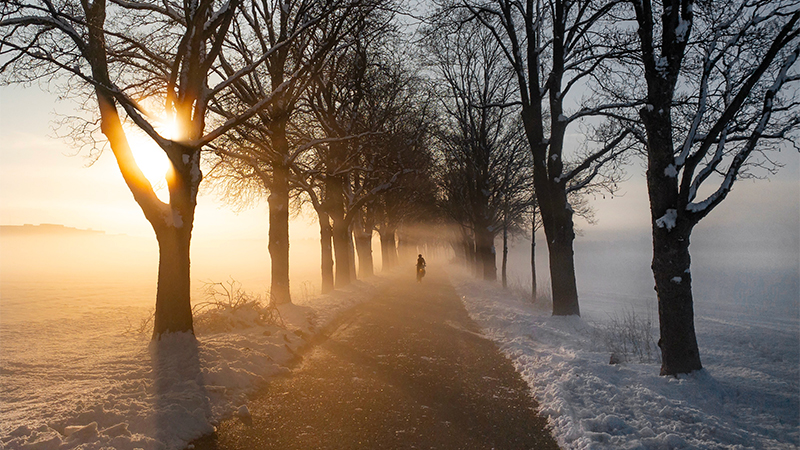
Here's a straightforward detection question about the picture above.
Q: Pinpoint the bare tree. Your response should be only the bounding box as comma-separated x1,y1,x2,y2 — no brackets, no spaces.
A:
620,0,800,375
434,0,632,315
0,0,282,337
425,18,529,281
206,0,382,303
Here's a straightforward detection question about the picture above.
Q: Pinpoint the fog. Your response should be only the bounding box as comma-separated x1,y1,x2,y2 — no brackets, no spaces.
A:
1,186,797,330
0,225,335,325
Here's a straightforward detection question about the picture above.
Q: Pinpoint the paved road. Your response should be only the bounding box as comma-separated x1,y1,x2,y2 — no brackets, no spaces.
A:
191,268,560,450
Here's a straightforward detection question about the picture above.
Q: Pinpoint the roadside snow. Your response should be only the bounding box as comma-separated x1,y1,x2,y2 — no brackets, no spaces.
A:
449,268,799,450
1,279,378,450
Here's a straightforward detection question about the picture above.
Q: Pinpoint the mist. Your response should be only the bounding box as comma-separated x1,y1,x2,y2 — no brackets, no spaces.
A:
0,224,341,325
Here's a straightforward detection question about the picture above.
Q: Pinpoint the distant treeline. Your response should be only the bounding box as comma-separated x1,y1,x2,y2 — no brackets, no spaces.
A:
0,224,105,236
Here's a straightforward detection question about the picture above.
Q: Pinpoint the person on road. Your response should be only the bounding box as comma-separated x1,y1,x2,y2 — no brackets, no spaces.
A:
416,254,426,282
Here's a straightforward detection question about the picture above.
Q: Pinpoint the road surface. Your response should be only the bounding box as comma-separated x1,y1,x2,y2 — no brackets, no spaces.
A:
191,268,559,449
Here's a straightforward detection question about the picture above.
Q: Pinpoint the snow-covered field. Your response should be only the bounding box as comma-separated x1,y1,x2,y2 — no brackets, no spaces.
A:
2,250,797,450
0,276,380,450
450,268,800,450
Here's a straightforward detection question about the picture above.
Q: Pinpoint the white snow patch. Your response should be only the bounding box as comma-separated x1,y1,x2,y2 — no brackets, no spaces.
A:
655,209,678,231
448,267,799,450
163,209,184,228
671,276,682,284
664,164,678,178
675,18,690,43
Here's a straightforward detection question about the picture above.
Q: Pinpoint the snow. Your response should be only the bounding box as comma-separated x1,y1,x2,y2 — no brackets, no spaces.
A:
2,259,797,450
664,164,678,178
449,267,799,450
655,209,678,230
675,18,690,43
163,209,184,228
1,278,379,450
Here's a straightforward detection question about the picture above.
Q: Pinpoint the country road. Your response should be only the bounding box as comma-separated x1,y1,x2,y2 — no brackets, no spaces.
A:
191,268,560,449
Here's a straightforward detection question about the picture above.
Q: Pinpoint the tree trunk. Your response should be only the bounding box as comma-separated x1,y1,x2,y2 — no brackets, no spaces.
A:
269,161,291,305
642,99,703,376
94,85,199,338
540,185,580,315
379,228,397,270
152,225,193,337
521,101,580,315
475,225,497,281
502,223,508,289
547,234,579,315
354,210,374,278
327,170,351,288
531,226,537,302
355,232,374,278
348,225,357,281
332,219,351,288
318,211,334,294
652,224,702,375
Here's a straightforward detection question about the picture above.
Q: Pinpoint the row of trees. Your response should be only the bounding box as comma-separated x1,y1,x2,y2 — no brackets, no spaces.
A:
2,0,797,376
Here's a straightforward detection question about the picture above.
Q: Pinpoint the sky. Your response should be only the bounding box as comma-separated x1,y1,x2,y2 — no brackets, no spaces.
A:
0,84,324,241
0,83,798,251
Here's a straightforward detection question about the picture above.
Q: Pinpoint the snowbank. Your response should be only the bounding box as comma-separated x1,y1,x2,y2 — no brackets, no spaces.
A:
450,268,799,450
1,279,379,450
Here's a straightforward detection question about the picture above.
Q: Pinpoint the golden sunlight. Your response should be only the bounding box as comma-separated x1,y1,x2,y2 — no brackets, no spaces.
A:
126,127,171,202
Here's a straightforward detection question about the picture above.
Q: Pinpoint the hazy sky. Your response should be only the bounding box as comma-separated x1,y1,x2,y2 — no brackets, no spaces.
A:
1,83,798,253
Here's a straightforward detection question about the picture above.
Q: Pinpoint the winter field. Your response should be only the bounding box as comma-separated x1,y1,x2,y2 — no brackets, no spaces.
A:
1,229,798,450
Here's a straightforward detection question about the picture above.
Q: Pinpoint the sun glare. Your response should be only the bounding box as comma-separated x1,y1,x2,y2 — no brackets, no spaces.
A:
126,127,171,202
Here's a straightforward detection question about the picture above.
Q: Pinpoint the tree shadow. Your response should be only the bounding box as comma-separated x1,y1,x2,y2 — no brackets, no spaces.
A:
149,332,213,449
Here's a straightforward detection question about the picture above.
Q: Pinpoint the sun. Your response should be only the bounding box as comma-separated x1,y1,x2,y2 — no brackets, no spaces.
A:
125,126,172,203
128,133,170,185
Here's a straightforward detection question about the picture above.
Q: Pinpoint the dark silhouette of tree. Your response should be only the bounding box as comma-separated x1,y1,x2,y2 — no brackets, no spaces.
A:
434,0,632,315
424,19,530,281
618,0,800,375
0,0,281,337
205,0,382,303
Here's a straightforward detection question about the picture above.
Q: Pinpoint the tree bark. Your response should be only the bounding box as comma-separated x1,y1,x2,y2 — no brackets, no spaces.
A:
348,225,357,281
269,159,291,305
355,227,374,278
475,226,496,281
531,228,537,302
379,228,397,270
152,224,193,337
502,220,508,289
641,98,703,375
318,211,334,294
652,223,702,375
328,174,351,288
